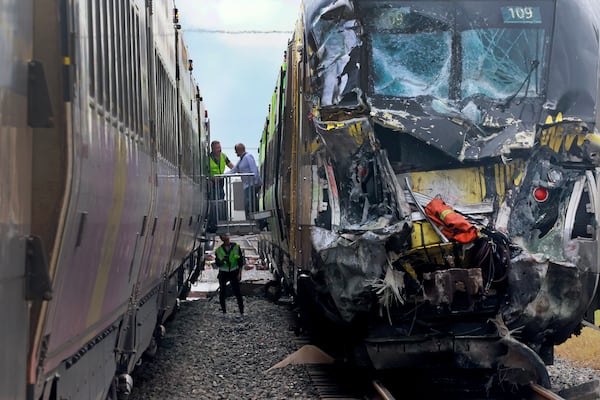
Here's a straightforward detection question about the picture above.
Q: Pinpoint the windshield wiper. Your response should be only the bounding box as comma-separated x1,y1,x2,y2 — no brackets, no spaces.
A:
499,59,539,111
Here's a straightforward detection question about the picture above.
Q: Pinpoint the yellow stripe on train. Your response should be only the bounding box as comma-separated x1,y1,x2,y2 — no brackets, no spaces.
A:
540,123,586,153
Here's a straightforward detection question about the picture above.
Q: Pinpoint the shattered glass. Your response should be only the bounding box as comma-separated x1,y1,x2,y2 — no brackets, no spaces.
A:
312,14,361,106
368,7,546,101
462,28,544,99
372,31,451,98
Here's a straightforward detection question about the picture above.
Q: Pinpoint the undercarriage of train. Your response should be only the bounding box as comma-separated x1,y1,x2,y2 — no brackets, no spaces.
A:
300,113,600,387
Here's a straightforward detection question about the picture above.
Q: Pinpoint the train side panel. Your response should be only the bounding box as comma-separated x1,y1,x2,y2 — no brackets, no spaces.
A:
0,1,35,399
18,1,209,399
29,1,156,397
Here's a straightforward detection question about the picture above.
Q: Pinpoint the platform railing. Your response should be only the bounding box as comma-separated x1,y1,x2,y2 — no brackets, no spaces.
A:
207,173,262,236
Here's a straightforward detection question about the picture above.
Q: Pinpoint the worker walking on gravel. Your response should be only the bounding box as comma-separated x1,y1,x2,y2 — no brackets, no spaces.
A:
215,234,245,315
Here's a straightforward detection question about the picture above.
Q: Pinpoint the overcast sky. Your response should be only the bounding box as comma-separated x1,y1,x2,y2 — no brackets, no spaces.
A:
176,0,301,159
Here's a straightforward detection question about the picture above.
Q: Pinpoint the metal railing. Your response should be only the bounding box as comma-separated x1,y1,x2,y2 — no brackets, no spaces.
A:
207,173,261,236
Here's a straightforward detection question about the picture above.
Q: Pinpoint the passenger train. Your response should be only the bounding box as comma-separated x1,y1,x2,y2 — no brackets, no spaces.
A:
1,1,208,398
259,0,600,389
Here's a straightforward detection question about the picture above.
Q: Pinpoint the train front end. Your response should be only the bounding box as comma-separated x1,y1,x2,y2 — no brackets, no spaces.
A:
295,0,600,386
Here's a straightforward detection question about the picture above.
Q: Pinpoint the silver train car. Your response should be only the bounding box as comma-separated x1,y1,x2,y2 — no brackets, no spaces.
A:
1,1,209,399
259,0,600,389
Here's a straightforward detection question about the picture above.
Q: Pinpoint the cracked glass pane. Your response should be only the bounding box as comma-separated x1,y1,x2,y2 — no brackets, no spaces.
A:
372,31,451,98
365,3,546,102
462,28,544,99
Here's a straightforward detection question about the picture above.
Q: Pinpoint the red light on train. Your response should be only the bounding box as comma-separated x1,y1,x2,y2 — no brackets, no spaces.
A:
532,187,549,202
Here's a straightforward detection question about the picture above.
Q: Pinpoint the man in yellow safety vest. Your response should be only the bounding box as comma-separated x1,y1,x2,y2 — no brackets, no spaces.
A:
214,234,244,315
209,140,234,199
208,141,234,232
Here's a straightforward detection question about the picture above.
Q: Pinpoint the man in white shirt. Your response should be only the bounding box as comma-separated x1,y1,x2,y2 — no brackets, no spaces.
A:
227,143,262,218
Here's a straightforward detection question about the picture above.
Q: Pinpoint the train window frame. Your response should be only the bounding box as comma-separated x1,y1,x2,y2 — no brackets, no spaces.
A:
134,12,142,136
87,0,95,98
101,0,109,111
121,0,131,131
108,1,117,116
116,0,125,123
359,0,554,103
95,0,104,105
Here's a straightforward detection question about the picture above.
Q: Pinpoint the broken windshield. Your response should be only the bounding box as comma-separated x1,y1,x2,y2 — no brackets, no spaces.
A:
462,28,543,99
364,3,548,101
372,31,451,98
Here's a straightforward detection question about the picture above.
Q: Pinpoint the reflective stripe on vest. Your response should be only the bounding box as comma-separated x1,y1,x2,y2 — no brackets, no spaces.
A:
209,153,227,176
215,243,242,272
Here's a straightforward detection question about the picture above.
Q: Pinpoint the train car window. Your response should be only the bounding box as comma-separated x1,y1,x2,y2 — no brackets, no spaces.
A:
128,7,134,131
170,85,177,163
156,57,176,162
95,0,103,105
161,67,167,159
182,109,192,174
101,0,109,110
461,28,544,99
156,56,164,156
87,0,95,98
361,1,552,102
117,1,125,123
132,11,139,134
134,13,142,136
371,30,451,98
121,0,130,130
181,105,186,172
362,4,452,98
109,1,117,116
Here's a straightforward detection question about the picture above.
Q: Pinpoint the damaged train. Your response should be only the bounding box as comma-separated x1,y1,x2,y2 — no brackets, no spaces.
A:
258,0,600,388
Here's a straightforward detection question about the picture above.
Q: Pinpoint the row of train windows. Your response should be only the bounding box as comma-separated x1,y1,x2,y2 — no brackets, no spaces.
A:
87,0,143,138
85,0,201,175
155,58,178,165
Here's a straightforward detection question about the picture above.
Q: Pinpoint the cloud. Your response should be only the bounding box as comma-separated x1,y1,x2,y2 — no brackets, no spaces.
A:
176,0,301,152
178,0,297,49
178,0,299,30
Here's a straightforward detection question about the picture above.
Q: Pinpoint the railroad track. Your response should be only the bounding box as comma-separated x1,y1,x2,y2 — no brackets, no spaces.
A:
305,363,598,400
289,315,599,400
529,381,600,400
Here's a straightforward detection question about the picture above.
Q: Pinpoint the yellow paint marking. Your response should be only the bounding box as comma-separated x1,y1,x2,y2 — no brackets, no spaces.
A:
514,171,523,186
347,122,364,146
556,112,563,122
540,123,587,154
410,168,486,204
564,133,577,151
310,139,320,152
87,135,128,326
494,164,502,196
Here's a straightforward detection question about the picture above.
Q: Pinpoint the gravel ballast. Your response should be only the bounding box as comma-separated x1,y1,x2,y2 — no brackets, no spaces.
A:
129,296,319,400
